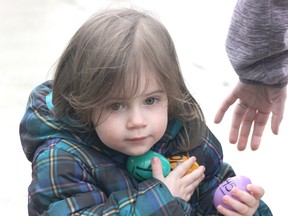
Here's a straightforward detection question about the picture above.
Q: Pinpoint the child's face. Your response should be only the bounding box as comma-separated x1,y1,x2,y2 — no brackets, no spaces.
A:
92,73,168,156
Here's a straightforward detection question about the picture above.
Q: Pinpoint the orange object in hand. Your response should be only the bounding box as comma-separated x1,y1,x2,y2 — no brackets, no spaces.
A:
168,155,199,175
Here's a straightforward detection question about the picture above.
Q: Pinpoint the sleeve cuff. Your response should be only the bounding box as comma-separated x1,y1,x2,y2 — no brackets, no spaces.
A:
239,78,288,88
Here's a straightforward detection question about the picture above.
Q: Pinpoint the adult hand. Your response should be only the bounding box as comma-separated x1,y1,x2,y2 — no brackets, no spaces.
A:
151,156,205,201
214,81,287,151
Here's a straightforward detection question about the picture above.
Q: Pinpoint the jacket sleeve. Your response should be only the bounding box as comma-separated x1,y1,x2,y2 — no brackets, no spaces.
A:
29,143,192,216
226,0,288,87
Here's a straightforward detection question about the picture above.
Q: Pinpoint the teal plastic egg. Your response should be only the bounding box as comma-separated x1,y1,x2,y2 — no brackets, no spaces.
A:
127,150,171,181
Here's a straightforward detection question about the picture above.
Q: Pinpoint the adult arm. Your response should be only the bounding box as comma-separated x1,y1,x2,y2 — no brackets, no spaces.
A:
226,0,288,86
215,0,288,150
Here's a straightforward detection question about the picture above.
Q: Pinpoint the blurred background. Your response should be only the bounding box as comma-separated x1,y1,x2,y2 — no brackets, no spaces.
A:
1,0,286,215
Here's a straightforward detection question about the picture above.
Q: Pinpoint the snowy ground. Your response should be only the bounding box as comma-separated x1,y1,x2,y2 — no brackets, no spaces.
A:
1,0,287,215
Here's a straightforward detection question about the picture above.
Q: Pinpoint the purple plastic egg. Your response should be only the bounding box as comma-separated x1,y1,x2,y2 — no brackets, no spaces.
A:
213,176,251,211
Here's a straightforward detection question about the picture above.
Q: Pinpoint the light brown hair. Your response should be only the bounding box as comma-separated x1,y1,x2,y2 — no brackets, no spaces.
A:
52,8,206,151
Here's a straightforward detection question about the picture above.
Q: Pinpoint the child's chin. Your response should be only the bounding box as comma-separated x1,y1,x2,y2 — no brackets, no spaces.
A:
127,149,150,156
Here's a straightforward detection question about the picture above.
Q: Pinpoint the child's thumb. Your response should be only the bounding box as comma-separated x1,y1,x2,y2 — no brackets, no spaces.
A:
152,157,164,180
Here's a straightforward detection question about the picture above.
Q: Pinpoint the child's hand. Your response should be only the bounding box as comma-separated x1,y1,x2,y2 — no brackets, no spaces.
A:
151,156,205,201
216,184,265,216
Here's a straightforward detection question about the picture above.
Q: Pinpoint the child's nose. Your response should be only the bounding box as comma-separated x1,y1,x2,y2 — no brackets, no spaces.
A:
126,108,147,129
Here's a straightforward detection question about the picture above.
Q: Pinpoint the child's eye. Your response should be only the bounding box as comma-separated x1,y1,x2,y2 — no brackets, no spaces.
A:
145,97,158,105
109,103,123,111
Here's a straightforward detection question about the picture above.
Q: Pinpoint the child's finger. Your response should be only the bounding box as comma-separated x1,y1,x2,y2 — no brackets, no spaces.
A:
172,156,197,177
151,157,164,180
246,184,265,200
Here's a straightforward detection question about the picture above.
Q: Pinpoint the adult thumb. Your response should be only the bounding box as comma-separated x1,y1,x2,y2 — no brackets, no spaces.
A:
152,157,164,180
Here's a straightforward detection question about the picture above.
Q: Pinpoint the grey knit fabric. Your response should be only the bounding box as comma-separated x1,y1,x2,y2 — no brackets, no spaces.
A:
226,0,288,86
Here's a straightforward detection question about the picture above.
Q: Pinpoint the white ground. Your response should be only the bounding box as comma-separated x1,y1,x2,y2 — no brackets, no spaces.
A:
1,0,287,215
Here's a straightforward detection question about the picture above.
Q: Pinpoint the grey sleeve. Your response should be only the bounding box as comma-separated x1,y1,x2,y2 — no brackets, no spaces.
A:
226,0,288,87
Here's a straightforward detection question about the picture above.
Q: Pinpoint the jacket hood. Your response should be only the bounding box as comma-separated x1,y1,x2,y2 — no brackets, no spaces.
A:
19,80,98,162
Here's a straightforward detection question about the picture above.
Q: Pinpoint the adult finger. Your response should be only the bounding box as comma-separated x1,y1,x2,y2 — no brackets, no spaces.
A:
271,100,285,135
237,109,256,151
270,85,286,134
250,111,270,150
214,94,238,124
229,102,248,144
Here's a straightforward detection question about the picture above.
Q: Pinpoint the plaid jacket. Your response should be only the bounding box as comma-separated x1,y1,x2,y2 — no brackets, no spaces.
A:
20,81,272,215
